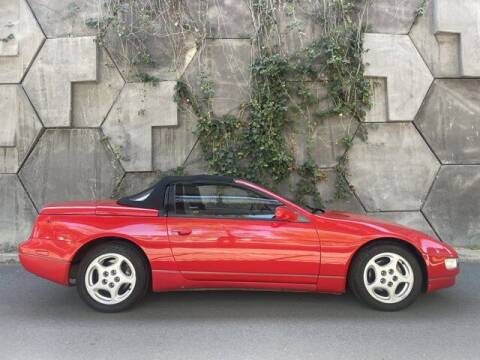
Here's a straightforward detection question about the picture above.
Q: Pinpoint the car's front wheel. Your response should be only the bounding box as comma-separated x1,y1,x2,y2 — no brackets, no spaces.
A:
349,243,423,311
77,242,149,312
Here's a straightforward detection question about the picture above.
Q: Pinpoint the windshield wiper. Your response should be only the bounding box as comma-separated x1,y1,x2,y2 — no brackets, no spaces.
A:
305,205,325,214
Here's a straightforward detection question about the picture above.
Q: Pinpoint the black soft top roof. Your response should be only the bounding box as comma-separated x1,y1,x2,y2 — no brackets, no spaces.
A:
117,175,235,210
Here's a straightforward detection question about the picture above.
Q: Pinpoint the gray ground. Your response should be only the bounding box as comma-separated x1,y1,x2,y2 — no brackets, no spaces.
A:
0,263,479,360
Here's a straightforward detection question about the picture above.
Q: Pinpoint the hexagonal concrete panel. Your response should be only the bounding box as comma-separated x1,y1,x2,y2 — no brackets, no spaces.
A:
415,79,480,164
153,107,198,172
28,0,101,37
364,0,418,34
367,211,438,239
72,48,125,127
423,166,480,246
0,0,44,83
348,123,440,211
19,129,124,209
0,85,43,173
410,0,462,77
183,39,251,115
185,0,253,39
433,0,480,77
290,83,359,168
0,174,37,251
102,82,178,172
363,33,433,121
23,36,97,127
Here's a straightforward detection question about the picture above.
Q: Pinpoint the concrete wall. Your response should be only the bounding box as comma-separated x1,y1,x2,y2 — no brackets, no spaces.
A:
1,0,479,251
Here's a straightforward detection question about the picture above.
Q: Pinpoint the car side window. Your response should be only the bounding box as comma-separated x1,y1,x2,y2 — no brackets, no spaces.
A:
174,184,282,219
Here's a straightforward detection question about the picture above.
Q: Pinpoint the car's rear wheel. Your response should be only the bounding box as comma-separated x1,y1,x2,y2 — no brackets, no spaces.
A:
349,243,423,311
77,242,149,312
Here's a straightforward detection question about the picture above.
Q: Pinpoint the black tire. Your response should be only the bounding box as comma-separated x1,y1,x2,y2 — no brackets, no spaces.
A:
77,241,150,312
348,243,423,311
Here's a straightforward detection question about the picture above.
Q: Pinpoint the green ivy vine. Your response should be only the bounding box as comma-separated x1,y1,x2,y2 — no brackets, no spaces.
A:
176,0,371,206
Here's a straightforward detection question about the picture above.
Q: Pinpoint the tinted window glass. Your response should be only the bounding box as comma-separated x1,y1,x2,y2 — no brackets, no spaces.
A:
174,184,282,219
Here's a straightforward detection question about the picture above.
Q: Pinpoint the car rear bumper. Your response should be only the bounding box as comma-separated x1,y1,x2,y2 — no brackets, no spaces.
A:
18,241,70,286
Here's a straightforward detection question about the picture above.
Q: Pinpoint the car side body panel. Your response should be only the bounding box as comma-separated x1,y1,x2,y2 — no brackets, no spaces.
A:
167,216,321,284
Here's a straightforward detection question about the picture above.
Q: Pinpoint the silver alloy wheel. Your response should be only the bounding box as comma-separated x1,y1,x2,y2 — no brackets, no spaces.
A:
363,252,414,304
85,253,136,305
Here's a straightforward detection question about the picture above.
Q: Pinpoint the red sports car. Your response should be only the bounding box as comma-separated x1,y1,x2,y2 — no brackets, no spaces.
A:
19,175,459,312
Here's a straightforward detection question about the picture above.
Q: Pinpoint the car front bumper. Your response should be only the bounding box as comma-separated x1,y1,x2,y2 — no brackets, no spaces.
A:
426,255,460,293
427,275,458,292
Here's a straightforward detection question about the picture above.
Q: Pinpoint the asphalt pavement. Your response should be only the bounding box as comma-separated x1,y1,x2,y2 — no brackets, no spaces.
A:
0,263,479,360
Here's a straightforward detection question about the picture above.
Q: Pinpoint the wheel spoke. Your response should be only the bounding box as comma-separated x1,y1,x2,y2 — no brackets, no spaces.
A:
365,277,379,290
371,262,384,275
96,258,110,271
111,284,121,299
111,258,123,272
389,255,399,271
117,273,133,287
92,283,111,297
397,271,413,284
385,284,397,301
93,284,108,292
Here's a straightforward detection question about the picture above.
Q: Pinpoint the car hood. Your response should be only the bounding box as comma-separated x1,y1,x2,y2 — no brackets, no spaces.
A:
316,210,427,239
316,210,459,258
40,200,159,217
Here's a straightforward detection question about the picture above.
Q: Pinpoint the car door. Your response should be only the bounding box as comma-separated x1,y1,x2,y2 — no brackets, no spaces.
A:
166,182,320,284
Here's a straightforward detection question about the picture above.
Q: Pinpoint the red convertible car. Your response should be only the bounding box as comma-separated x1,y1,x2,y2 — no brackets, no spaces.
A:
19,175,459,312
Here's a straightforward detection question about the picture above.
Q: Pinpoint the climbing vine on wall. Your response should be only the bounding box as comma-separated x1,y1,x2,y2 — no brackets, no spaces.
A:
90,0,371,207
176,0,372,205
176,51,296,183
